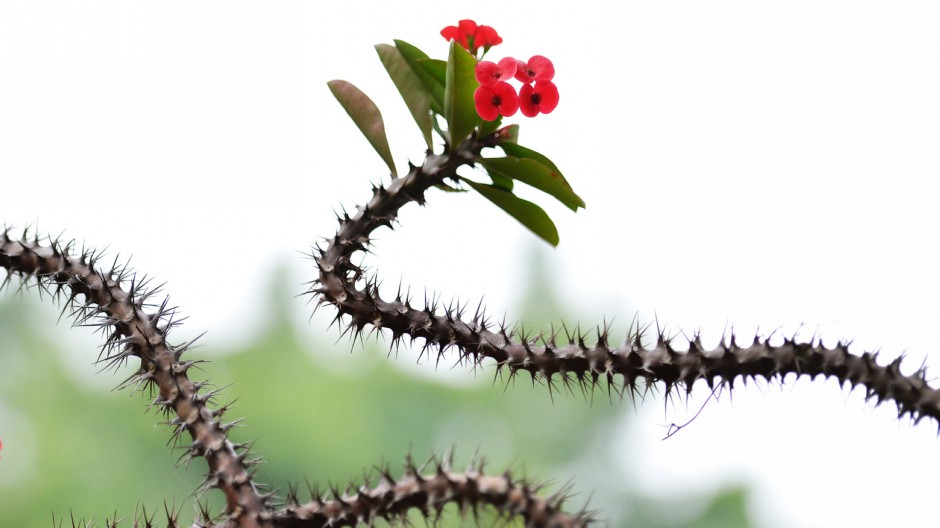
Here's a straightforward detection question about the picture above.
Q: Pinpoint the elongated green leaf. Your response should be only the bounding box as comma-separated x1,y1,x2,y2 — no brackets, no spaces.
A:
479,156,585,211
444,41,481,146
416,58,446,85
394,39,445,114
327,80,397,176
494,142,579,204
489,172,513,192
499,142,559,174
463,179,559,246
375,44,432,149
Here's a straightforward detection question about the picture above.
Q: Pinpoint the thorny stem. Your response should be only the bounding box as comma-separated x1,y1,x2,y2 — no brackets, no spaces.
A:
275,456,593,527
6,125,940,525
312,135,940,430
0,135,595,526
0,230,274,528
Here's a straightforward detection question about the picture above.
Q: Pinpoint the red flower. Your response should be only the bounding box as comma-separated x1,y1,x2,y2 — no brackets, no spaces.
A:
475,57,518,87
441,20,502,55
474,81,519,121
440,19,477,51
519,81,559,117
514,55,555,84
474,25,503,53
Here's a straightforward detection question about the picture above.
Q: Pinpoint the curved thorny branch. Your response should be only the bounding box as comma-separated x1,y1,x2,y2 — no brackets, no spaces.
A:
1,220,594,525
310,134,940,429
5,137,937,528
276,455,593,527
0,229,275,528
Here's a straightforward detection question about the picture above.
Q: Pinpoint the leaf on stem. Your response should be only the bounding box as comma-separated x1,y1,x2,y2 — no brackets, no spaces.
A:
463,178,559,246
376,44,433,149
479,155,585,211
394,40,445,114
444,41,482,147
416,58,447,86
489,172,513,192
327,80,397,176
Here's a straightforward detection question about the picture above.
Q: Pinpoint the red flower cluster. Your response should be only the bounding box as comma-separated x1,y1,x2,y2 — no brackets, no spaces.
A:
474,55,559,121
440,19,502,56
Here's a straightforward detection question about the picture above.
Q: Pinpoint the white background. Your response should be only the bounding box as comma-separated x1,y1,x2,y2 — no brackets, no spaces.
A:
2,2,939,527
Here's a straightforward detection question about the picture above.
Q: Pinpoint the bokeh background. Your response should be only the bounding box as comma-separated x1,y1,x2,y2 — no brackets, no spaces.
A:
1,2,939,527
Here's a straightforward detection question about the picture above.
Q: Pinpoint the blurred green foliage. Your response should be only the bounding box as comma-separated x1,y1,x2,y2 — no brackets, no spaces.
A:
0,256,754,527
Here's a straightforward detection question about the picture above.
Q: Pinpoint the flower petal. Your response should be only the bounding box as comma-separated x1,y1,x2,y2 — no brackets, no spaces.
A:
514,60,531,83
519,83,539,117
493,82,519,117
514,55,555,84
474,85,501,121
458,20,479,52
534,81,559,114
441,26,469,50
458,19,478,37
475,61,500,87
475,25,503,48
527,55,555,82
496,57,518,78
476,58,518,87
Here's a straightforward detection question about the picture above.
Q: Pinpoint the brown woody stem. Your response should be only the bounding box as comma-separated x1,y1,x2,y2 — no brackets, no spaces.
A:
311,137,940,430
0,229,274,528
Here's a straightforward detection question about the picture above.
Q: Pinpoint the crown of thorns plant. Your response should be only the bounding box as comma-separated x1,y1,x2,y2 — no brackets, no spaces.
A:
2,20,939,528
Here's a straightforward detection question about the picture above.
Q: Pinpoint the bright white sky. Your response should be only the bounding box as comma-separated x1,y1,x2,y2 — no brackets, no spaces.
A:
2,2,939,527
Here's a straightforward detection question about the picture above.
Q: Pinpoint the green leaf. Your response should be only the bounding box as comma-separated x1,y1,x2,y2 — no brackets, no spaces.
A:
479,156,585,211
444,41,481,146
416,58,447,86
463,179,559,246
375,44,433,149
327,80,397,176
499,142,559,174
477,115,502,138
394,40,445,114
489,172,513,192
